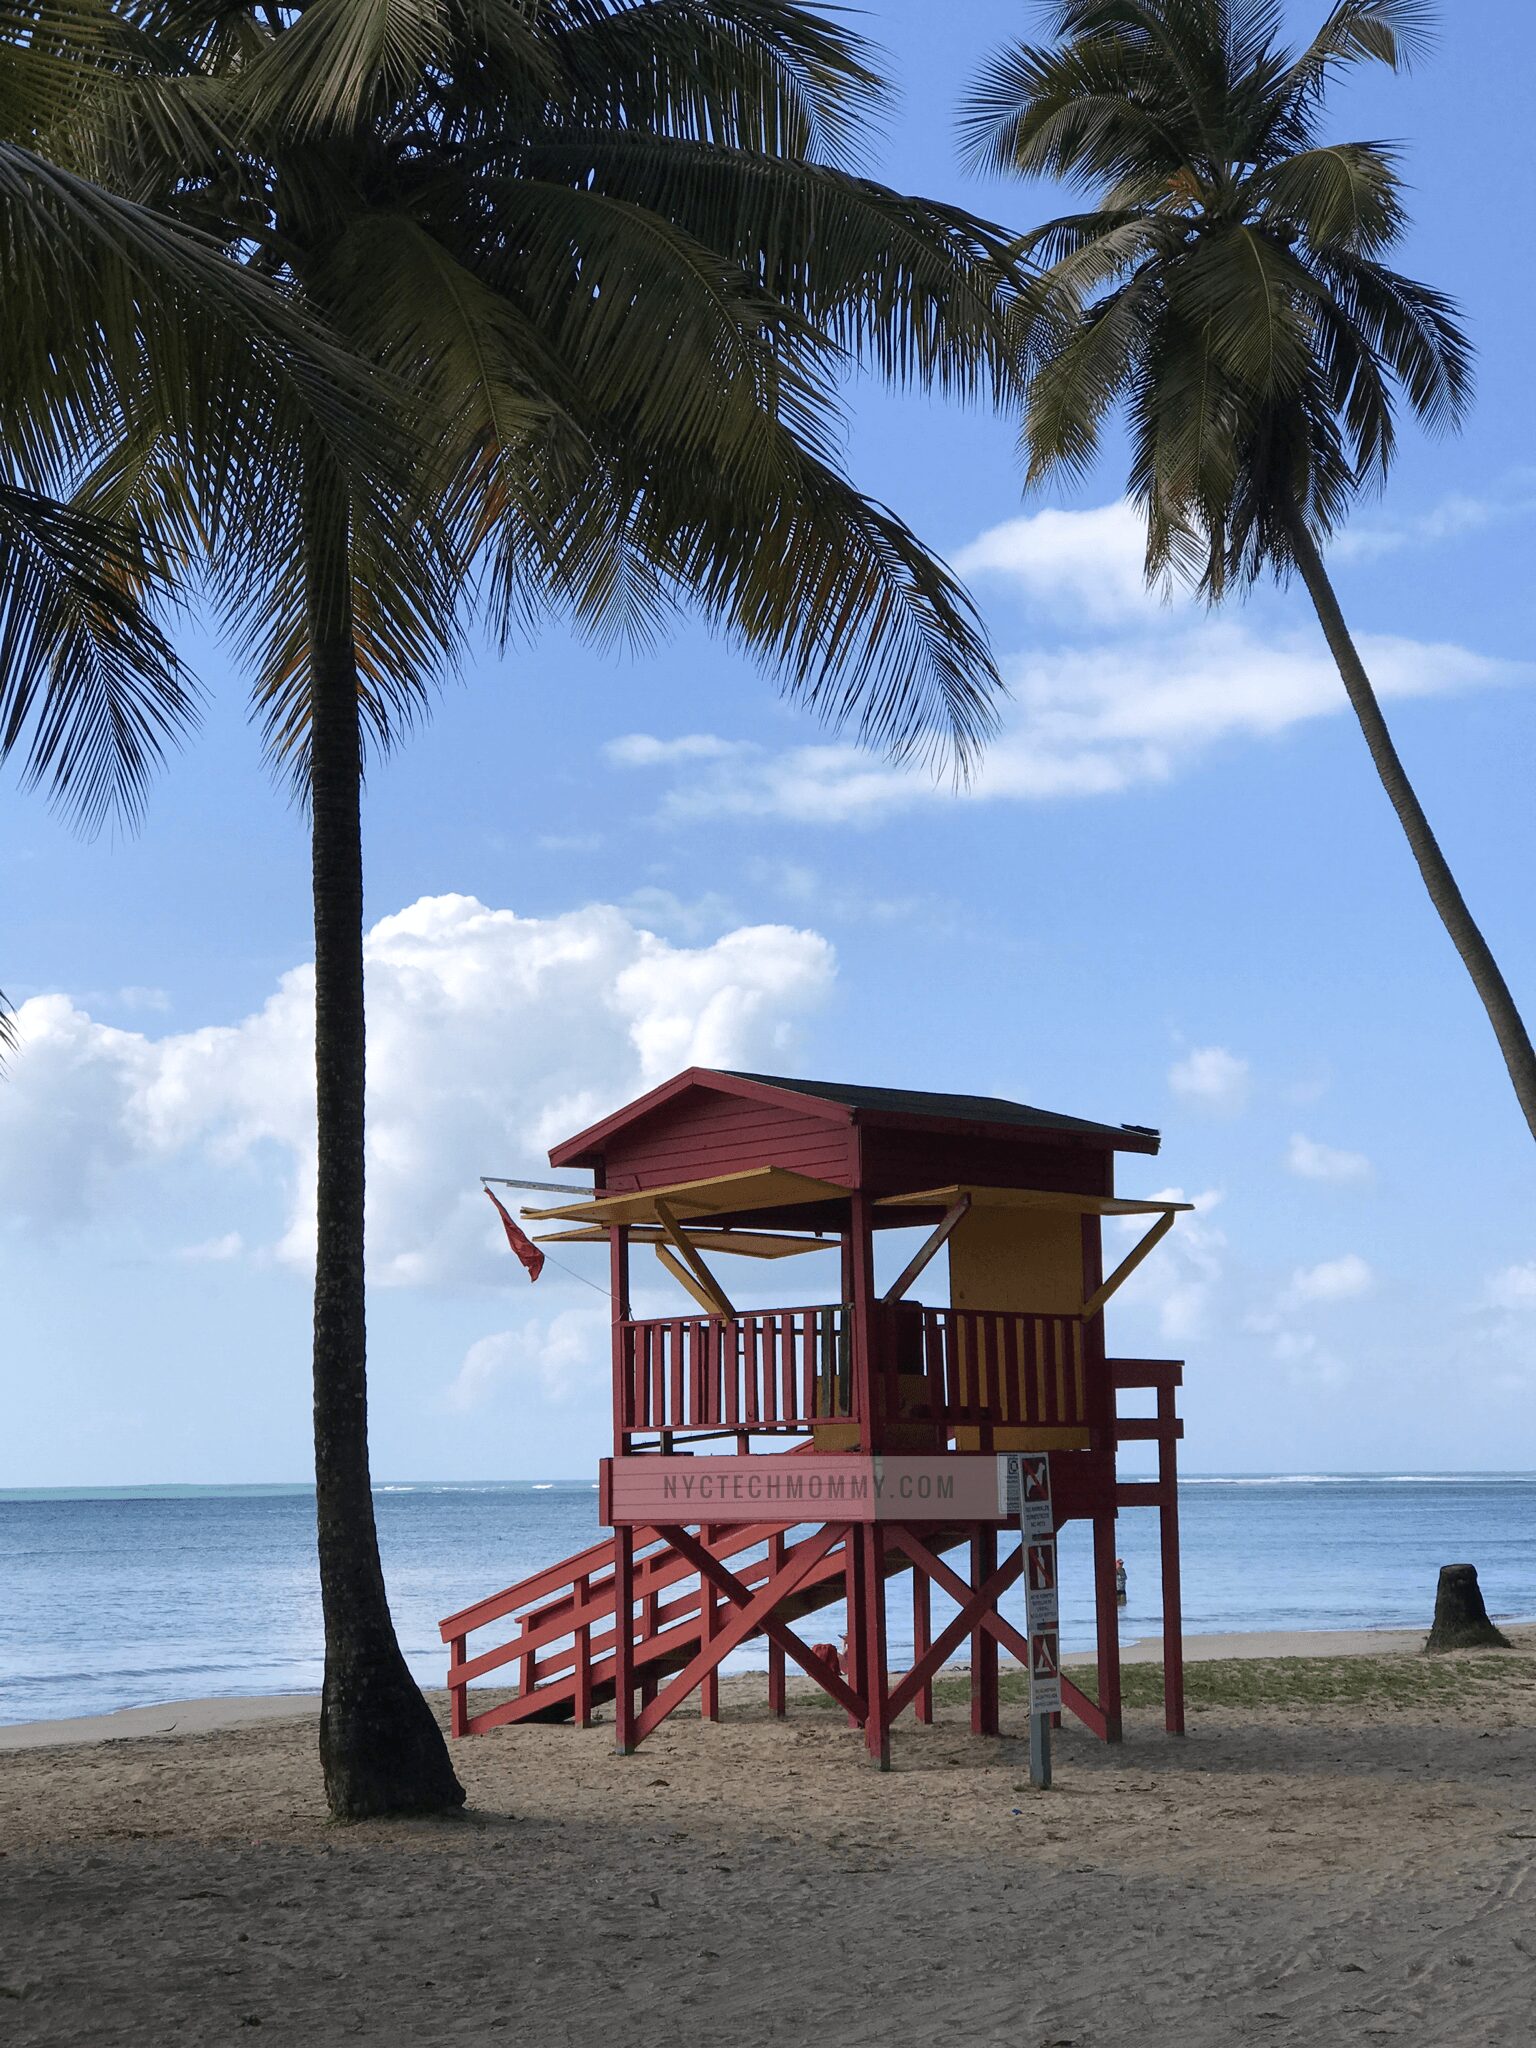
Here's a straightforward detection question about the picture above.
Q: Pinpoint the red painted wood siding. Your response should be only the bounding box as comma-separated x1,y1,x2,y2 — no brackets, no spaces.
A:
601,1094,854,1191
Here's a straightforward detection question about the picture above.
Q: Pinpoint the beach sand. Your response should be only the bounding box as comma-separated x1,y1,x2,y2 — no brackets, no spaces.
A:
3,1630,1535,2045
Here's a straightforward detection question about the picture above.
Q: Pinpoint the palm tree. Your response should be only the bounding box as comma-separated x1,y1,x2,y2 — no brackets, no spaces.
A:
90,0,1030,1818
965,0,1536,1141
1,0,396,1056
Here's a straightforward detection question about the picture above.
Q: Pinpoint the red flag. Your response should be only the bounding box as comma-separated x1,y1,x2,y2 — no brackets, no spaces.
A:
485,1186,545,1282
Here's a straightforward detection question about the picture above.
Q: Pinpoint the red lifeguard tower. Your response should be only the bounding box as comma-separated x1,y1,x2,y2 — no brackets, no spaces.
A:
441,1068,1189,1766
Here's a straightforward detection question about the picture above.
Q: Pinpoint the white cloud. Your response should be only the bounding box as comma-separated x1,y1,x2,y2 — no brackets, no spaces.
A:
178,1231,244,1263
1286,1133,1373,1183
537,832,603,854
606,502,1525,824
951,500,1179,627
1168,1046,1250,1114
1485,1263,1536,1312
0,894,836,1286
447,1306,611,1411
1110,1187,1225,1342
604,733,750,768
1280,1253,1374,1309
613,623,1517,823
1334,482,1536,563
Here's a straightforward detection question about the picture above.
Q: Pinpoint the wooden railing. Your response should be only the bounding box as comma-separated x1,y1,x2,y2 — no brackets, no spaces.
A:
879,1303,1090,1436
618,1304,851,1439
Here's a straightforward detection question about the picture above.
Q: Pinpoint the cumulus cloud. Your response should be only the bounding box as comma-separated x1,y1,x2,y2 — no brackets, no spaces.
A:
604,503,1525,825
0,894,837,1285
1280,1253,1374,1309
1286,1133,1373,1183
950,499,1179,627
1168,1046,1250,1114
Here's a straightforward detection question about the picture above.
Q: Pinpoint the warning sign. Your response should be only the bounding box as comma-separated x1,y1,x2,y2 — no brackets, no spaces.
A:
1029,1629,1063,1714
1020,1456,1050,1501
1025,1543,1059,1629
997,1451,1055,1540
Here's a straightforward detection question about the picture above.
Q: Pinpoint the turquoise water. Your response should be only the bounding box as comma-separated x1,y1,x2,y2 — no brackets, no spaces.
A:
2,1474,1533,1725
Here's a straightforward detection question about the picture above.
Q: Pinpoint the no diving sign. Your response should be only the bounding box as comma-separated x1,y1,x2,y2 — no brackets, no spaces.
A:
1029,1630,1063,1714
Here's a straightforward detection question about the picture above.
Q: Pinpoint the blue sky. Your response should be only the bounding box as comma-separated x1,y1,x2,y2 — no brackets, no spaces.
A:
3,0,1534,1486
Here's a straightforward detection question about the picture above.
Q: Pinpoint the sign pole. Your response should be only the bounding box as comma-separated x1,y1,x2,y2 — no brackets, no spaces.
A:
1000,1451,1060,1790
1029,1696,1051,1789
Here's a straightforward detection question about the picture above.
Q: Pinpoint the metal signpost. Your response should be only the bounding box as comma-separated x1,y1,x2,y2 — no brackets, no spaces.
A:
1000,1452,1060,1787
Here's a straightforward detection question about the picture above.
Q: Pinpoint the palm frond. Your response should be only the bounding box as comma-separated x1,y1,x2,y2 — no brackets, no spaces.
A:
979,0,1466,593
515,133,1034,402
238,0,458,135
0,479,197,830
960,33,1186,185
1311,246,1471,434
1253,140,1405,252
1281,0,1434,100
548,0,886,166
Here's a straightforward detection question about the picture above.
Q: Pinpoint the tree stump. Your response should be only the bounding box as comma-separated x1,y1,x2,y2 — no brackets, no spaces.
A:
1425,1563,1512,1653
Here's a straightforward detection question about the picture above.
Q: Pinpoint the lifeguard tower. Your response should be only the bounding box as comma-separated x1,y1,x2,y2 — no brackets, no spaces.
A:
441,1068,1189,1766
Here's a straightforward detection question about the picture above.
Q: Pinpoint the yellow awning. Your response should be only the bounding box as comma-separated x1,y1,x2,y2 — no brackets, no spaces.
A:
521,1165,849,1227
534,1225,835,1260
876,1184,1194,1218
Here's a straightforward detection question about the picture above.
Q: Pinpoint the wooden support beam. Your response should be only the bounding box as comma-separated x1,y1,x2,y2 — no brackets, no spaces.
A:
883,1543,1024,1725
638,1525,864,1740
859,1526,891,1769
1080,1209,1176,1321
653,1242,725,1318
654,1197,736,1320
881,1195,971,1305
912,1567,933,1724
971,1524,999,1737
1093,1512,1123,1743
613,1526,636,1755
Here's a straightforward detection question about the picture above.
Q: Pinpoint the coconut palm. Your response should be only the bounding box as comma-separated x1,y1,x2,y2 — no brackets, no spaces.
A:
1,0,397,1073
965,0,1536,1140
87,0,1031,1817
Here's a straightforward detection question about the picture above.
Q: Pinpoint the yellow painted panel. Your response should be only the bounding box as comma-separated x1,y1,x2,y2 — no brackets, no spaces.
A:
948,1205,1085,1316
811,1421,861,1452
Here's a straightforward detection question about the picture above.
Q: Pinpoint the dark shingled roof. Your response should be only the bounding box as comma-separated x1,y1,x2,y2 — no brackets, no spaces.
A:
722,1071,1156,1146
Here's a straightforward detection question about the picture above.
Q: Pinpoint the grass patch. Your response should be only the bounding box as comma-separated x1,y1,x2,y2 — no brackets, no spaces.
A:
923,1652,1536,1713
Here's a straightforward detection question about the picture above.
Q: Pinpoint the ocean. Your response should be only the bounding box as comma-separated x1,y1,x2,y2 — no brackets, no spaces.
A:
2,1474,1533,1726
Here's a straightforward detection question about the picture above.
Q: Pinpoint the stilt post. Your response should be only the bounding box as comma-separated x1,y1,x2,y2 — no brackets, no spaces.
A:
860,1525,890,1769
1093,1508,1123,1743
912,1555,933,1724
613,1525,636,1755
767,1529,787,1717
699,1523,720,1722
1158,1374,1185,1735
971,1523,1000,1737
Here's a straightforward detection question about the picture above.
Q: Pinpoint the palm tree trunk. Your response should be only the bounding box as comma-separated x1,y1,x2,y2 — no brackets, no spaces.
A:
1285,507,1536,1145
302,462,465,1820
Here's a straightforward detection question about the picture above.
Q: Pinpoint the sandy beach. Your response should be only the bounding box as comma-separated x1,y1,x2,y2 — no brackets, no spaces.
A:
3,1628,1535,2045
